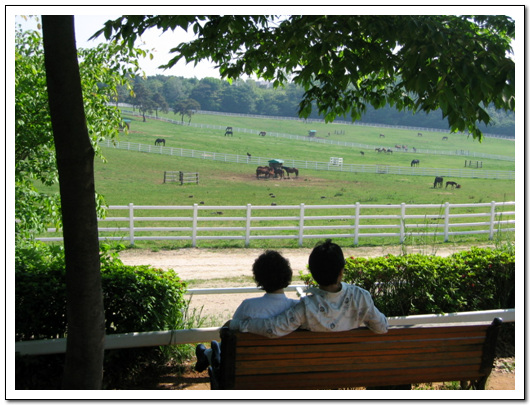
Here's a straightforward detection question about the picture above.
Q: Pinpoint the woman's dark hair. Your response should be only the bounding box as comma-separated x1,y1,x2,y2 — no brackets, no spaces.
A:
252,250,293,293
308,239,345,286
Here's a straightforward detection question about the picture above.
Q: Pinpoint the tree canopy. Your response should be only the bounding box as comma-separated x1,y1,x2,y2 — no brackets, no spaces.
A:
94,15,515,141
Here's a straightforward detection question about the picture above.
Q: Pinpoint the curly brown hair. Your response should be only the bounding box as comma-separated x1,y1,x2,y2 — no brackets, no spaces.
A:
252,250,293,293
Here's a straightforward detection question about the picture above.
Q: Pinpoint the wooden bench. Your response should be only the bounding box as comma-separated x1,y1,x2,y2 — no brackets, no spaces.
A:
209,318,502,390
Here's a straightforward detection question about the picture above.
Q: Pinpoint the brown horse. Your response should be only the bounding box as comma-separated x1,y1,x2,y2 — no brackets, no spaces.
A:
256,166,273,179
283,167,299,178
155,138,165,146
446,181,460,189
273,167,284,179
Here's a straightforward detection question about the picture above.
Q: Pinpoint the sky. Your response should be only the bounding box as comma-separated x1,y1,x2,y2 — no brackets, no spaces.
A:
10,5,522,80
13,13,223,79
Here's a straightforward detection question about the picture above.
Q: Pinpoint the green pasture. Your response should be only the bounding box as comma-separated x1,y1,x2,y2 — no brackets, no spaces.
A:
119,113,515,172
94,147,514,207
132,109,515,159
39,112,515,249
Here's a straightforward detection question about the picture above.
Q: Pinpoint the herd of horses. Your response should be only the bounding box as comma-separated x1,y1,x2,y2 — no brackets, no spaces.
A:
256,166,299,179
153,130,459,189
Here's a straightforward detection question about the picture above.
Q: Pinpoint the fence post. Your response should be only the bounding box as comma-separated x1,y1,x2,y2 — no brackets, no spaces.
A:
298,203,305,247
400,203,406,244
443,202,450,242
245,204,252,247
192,204,198,247
128,203,135,246
354,202,360,245
179,171,184,185
489,201,496,240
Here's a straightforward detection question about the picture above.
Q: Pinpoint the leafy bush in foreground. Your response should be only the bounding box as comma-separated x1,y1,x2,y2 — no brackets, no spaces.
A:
300,247,514,317
15,243,190,389
347,247,514,316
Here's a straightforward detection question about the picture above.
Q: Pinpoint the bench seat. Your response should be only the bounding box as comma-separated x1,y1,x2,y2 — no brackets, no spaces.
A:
213,318,502,390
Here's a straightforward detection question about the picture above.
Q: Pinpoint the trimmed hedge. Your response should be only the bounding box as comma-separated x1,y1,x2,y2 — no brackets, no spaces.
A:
343,247,514,317
15,244,189,389
16,246,188,341
300,246,514,317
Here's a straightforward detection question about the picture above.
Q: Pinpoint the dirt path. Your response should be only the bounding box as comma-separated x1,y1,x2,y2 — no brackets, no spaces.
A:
119,244,492,281
119,244,494,322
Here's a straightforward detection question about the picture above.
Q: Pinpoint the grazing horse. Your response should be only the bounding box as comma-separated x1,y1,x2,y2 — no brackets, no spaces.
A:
360,151,364,156
446,181,460,189
283,167,299,178
155,138,165,146
225,126,233,136
379,133,385,138
442,136,448,141
256,166,273,179
259,131,266,136
434,176,443,188
411,159,420,167
273,167,284,179
417,132,423,137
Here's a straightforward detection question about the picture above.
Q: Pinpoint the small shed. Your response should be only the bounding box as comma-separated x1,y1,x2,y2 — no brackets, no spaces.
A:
308,130,317,137
268,159,284,169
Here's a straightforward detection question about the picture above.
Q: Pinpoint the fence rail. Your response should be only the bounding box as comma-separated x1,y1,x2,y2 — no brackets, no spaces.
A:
37,201,515,247
163,171,199,185
101,139,514,180
15,308,516,355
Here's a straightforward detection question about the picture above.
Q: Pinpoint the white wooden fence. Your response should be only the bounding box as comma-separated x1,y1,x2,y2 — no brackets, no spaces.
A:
100,139,514,179
37,201,515,247
14,308,516,355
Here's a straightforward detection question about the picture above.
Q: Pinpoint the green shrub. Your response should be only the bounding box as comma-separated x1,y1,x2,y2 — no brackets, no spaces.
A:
15,243,192,389
300,247,515,317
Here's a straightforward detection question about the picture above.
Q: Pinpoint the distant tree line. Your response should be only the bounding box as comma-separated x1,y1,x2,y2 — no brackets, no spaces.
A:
118,75,515,136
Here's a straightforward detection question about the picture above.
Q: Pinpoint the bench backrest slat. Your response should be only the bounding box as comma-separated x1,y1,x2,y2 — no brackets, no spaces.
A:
218,320,502,390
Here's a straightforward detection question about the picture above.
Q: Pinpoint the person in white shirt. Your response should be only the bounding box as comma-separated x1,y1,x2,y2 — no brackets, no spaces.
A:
229,239,388,338
194,250,298,372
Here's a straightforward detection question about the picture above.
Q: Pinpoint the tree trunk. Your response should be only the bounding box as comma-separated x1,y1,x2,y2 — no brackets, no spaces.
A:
42,15,105,390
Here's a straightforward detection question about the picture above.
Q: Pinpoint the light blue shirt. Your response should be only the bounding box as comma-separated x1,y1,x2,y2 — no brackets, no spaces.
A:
232,293,298,321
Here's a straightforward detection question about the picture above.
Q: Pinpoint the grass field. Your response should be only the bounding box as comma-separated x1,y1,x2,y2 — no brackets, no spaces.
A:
94,147,515,207
40,111,516,249
94,112,515,206
138,109,515,157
